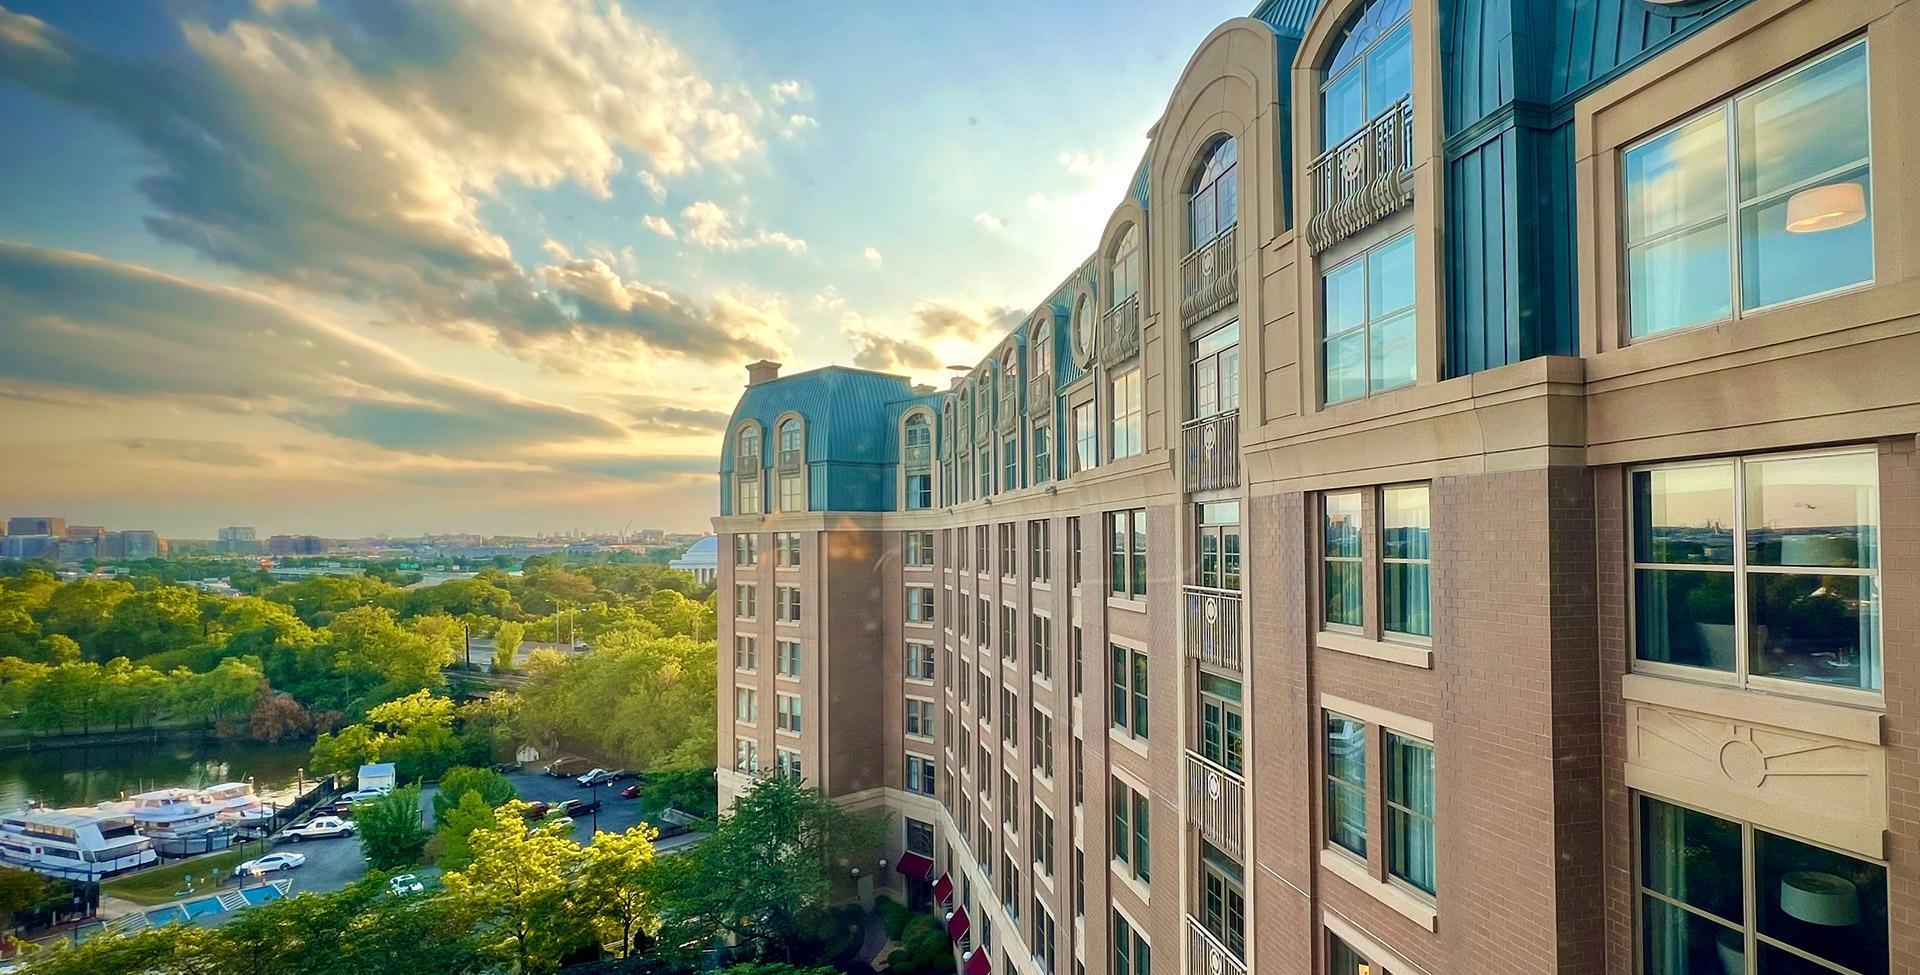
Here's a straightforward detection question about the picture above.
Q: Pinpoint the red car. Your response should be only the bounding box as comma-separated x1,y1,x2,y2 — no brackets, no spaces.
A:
619,784,640,800
521,800,552,819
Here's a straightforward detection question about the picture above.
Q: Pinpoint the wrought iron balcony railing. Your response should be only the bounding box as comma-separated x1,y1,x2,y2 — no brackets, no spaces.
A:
1186,749,1245,862
1306,95,1414,254
1100,294,1141,367
1179,225,1238,325
1183,586,1242,676
1181,410,1240,493
1026,373,1053,416
1187,908,1247,975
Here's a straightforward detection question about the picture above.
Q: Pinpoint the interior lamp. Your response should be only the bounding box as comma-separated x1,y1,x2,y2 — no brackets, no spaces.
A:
1785,181,1867,233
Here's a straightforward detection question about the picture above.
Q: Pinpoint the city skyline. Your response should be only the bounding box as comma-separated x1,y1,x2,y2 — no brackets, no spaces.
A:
0,0,1248,538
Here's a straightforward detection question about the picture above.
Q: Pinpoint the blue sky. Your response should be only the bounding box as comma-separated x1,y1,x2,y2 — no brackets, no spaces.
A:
0,0,1248,537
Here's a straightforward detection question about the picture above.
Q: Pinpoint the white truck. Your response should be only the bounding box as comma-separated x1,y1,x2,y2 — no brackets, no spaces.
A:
282,816,356,841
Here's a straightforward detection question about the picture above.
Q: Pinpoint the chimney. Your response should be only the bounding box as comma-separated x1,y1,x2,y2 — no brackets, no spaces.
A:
745,360,781,386
913,384,936,395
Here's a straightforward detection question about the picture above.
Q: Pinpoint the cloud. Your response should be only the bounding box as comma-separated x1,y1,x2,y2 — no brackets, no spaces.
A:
973,210,1005,231
1057,149,1109,177
596,395,732,435
814,285,846,311
534,255,784,361
780,113,818,138
849,333,943,373
840,301,1024,378
863,246,883,267
0,243,627,458
642,215,676,238
635,170,668,203
0,2,799,364
116,438,272,469
1026,193,1050,211
678,201,807,254
768,79,806,104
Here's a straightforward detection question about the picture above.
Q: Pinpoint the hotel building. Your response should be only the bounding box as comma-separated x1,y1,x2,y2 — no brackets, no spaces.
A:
713,1,1920,973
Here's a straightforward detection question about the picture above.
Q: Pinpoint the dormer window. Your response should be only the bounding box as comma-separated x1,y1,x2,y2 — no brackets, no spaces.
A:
1188,138,1238,251
1112,225,1141,306
1321,0,1412,150
1033,321,1052,377
738,426,761,466
904,412,933,510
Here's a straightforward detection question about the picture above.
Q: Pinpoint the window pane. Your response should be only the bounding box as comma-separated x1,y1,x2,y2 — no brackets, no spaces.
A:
1368,232,1416,316
1382,485,1429,560
1736,44,1869,204
1382,560,1430,637
1641,894,1743,975
1741,170,1872,310
1748,573,1878,691
1365,23,1412,119
1324,332,1367,405
1634,465,1736,565
1324,494,1362,556
1755,829,1888,974
1327,779,1367,858
1744,452,1877,569
1634,568,1736,671
1386,735,1435,894
1629,220,1732,337
1325,259,1367,337
1323,68,1365,147
1369,309,1417,392
1624,109,1729,242
1191,185,1216,246
1131,515,1147,599
1326,714,1366,785
1216,167,1237,232
1639,796,1743,923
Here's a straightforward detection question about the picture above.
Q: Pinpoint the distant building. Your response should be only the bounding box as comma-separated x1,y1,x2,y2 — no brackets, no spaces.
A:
667,535,717,584
0,535,56,560
218,526,260,555
103,530,160,560
636,529,665,545
65,525,105,542
266,534,327,556
6,517,65,537
54,538,97,563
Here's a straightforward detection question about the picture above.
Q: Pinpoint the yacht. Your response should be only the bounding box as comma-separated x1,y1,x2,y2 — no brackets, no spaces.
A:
0,808,157,880
197,782,272,826
110,789,234,856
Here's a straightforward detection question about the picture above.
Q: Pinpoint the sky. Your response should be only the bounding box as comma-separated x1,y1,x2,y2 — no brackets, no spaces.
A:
0,0,1249,538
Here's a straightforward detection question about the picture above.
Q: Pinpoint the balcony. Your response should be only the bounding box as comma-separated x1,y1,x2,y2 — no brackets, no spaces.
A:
1187,750,1245,861
1027,373,1053,416
1181,410,1240,493
1188,914,1247,975
997,390,1020,435
1183,587,1242,676
1100,294,1140,367
777,448,802,472
904,442,933,469
1306,95,1414,254
1179,225,1238,325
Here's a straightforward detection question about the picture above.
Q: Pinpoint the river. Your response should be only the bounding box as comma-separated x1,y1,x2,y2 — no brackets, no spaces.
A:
0,737,316,810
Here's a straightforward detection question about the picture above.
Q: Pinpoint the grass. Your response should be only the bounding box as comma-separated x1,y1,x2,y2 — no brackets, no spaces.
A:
102,850,249,905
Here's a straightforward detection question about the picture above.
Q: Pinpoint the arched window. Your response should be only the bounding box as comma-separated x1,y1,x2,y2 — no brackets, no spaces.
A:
1032,320,1052,376
1321,0,1412,149
1111,224,1141,307
1188,138,1239,250
903,413,933,510
777,418,802,464
737,425,761,464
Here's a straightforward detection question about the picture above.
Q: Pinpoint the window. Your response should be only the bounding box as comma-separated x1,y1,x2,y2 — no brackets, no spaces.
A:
1001,771,1019,840
977,671,991,716
734,583,757,620
1032,423,1052,484
1108,368,1143,459
1197,673,1243,774
775,747,801,781
906,818,935,858
734,534,758,566
978,446,993,497
1382,483,1432,638
906,698,935,739
737,425,761,466
1033,802,1056,876
904,413,933,509
733,636,758,671
1623,41,1872,339
1030,614,1053,682
1190,320,1241,419
998,523,1017,578
1000,687,1018,746
1032,320,1052,377
1072,401,1098,472
1110,644,1148,742
1111,224,1141,306
1028,520,1051,583
777,417,802,467
1002,437,1020,491
906,642,935,681
977,597,991,651
1328,933,1381,975
1196,500,1242,591
1031,898,1057,975
1069,518,1082,587
1631,449,1879,694
776,586,801,623
776,693,802,734
975,526,990,572
1324,711,1366,857
1071,626,1084,697
906,586,935,624
734,737,759,775
1199,842,1245,958
1031,707,1054,778
1320,0,1412,149
737,477,761,515
1109,509,1148,599
1636,794,1887,975
1000,850,1020,917
906,530,934,568
1323,232,1415,404
1072,293,1097,365
1322,493,1363,629
1112,910,1151,975
1386,732,1434,895
776,640,801,678
779,471,804,512
1188,136,1238,248
774,532,801,568
734,687,759,724
1001,605,1018,665
1110,779,1150,884
906,754,937,796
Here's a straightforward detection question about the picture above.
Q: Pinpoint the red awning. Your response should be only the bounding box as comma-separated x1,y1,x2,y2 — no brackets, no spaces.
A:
931,872,954,904
896,851,934,880
964,946,993,975
946,906,970,941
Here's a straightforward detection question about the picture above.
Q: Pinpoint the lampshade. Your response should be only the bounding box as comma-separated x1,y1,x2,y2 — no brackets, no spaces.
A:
1785,182,1867,233
1780,870,1860,926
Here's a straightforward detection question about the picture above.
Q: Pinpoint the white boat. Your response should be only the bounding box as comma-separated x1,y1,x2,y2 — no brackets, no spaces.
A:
197,782,272,825
0,808,157,880
111,789,234,856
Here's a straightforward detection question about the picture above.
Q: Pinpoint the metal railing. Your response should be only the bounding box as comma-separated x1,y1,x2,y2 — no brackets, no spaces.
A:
1179,225,1238,325
1187,912,1248,975
904,443,933,469
776,448,802,472
1183,586,1242,675
1306,95,1415,254
1181,410,1240,493
1027,374,1053,416
1101,294,1141,366
1186,749,1246,862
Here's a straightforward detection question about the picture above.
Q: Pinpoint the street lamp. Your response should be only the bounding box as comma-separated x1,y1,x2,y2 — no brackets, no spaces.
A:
296,767,305,800
590,780,600,833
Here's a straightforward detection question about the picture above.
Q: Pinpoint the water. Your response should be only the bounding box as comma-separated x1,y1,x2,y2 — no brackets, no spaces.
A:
0,737,315,810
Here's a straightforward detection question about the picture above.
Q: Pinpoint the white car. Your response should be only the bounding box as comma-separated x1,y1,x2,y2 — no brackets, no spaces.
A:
236,852,307,875
574,768,609,787
283,817,355,841
340,787,391,803
388,873,425,896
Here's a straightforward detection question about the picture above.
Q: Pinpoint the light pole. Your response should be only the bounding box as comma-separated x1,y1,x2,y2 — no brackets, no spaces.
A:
590,780,600,833
296,767,305,801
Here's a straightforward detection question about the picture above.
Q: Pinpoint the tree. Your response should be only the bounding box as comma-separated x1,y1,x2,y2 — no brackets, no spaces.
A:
719,966,840,975
432,789,496,872
36,633,78,664
579,824,659,958
308,722,381,779
0,866,50,942
492,620,524,673
432,766,516,826
641,766,717,820
441,801,596,974
356,785,428,871
94,586,203,659
245,691,313,742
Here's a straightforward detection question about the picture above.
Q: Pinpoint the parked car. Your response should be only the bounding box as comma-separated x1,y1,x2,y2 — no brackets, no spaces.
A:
557,798,601,818
520,800,552,819
619,784,640,800
340,787,391,803
236,852,307,875
283,817,355,841
544,757,591,778
573,768,608,787
489,762,521,774
388,873,425,896
543,816,574,831
578,768,631,787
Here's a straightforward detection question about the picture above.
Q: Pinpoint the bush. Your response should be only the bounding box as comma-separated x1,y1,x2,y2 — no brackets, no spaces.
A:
876,894,911,939
886,912,952,974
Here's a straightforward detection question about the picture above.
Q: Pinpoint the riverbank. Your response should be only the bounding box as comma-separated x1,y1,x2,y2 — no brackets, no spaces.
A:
0,736,316,810
0,723,213,754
